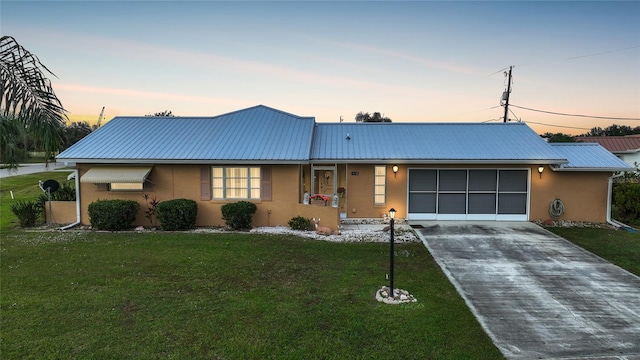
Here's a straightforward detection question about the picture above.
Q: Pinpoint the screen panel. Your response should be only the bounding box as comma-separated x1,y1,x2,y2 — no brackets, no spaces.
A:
438,193,466,214
408,193,436,213
469,170,497,191
499,170,527,192
439,170,467,191
409,169,437,191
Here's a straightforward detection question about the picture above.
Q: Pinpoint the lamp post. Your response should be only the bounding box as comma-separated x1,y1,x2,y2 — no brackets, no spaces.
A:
388,208,396,299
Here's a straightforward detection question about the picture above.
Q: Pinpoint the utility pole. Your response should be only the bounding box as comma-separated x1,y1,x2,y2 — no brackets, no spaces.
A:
502,66,513,123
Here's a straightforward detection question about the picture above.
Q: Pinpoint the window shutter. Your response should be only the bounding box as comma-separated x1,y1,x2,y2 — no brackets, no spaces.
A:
200,166,211,200
97,183,108,191
261,167,272,201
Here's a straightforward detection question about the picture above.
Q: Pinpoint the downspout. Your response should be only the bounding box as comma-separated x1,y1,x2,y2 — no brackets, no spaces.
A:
60,169,81,230
606,172,635,231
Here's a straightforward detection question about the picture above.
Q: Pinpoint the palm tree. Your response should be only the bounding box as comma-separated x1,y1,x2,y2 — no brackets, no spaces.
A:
0,35,67,169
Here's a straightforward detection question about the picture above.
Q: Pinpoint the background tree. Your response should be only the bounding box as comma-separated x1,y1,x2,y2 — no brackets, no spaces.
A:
355,111,392,122
0,35,67,168
583,124,640,137
62,121,93,149
146,110,175,117
541,132,575,142
0,115,26,164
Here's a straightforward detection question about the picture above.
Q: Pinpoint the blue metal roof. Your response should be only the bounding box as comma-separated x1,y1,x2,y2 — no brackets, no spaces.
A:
310,122,567,164
549,143,634,171
57,105,316,163
57,104,634,172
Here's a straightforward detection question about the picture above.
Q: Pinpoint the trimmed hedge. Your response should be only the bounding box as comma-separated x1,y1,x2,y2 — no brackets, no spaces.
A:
88,199,140,231
156,198,198,231
221,201,257,230
614,182,640,224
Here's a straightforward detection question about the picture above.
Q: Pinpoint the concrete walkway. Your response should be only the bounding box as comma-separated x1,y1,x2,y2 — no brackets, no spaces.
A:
414,221,640,360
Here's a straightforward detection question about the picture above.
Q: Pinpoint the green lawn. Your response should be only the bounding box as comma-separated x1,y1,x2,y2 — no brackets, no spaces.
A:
547,226,640,276
0,171,75,230
7,172,637,359
0,230,503,359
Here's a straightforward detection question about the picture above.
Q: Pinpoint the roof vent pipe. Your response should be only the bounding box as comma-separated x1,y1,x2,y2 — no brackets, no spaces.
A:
346,133,351,140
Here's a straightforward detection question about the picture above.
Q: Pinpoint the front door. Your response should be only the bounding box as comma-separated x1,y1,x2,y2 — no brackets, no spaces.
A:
312,167,335,196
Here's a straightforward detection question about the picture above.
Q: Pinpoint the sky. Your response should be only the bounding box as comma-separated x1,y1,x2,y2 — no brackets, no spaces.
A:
2,1,639,135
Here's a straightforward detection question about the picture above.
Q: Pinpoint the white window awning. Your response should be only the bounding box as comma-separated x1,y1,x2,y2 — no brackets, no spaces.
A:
80,167,152,183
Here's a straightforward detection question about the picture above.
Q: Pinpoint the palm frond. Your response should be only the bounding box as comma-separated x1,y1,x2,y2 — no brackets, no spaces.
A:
0,35,67,124
0,36,68,166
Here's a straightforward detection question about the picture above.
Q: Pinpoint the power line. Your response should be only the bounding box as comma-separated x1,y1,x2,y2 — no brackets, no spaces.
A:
524,121,591,131
510,104,640,121
485,67,509,78
565,45,640,60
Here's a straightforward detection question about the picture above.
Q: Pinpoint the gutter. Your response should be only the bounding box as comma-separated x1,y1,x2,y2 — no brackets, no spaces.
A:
60,168,81,230
606,173,637,232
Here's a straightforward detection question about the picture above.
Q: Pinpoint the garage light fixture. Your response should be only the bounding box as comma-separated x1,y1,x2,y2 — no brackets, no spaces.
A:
392,165,399,178
538,165,544,178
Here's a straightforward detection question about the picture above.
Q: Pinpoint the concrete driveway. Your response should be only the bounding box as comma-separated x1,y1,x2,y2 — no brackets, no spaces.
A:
414,222,640,360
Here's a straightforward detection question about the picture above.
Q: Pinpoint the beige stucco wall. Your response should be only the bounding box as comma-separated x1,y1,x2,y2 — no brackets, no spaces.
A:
75,163,612,230
338,164,404,219
45,201,77,224
77,164,339,231
529,167,611,223
336,163,612,223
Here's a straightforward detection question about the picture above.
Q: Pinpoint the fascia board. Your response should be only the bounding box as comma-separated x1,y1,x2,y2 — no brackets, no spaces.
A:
550,166,634,172
62,159,310,165
310,159,568,165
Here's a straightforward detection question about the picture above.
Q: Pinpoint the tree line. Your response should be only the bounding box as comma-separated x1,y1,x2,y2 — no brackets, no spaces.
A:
542,124,640,142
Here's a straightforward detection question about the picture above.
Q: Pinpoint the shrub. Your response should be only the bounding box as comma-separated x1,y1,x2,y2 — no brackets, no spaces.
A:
288,216,314,231
36,182,76,205
156,198,198,231
88,199,140,231
614,182,640,224
221,201,257,231
143,194,159,227
10,200,42,227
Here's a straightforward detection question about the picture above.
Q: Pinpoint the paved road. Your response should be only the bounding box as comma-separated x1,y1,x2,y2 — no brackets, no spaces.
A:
0,163,73,178
415,222,640,360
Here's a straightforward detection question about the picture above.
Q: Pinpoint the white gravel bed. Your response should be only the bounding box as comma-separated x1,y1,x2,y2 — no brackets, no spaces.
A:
249,226,419,243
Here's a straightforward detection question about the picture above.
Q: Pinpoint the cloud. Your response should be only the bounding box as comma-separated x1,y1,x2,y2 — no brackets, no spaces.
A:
34,29,456,100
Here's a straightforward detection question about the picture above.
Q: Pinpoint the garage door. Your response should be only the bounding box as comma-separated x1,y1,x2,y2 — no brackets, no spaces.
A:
408,169,529,221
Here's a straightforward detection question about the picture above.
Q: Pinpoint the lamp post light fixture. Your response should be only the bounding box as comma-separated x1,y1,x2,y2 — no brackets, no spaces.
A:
388,208,396,299
538,165,544,179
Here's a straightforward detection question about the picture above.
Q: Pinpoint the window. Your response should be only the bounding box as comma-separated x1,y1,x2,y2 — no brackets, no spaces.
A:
212,167,261,199
374,165,386,205
109,183,144,191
